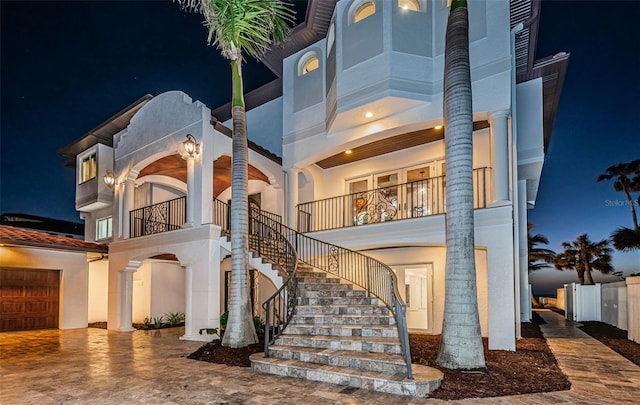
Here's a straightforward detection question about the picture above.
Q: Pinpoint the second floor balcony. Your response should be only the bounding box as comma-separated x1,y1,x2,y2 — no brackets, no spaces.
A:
297,167,490,233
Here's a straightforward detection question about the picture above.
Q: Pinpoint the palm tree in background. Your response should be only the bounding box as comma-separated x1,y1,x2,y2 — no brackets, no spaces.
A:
436,0,485,369
528,224,555,272
554,234,613,285
178,0,294,348
598,159,640,251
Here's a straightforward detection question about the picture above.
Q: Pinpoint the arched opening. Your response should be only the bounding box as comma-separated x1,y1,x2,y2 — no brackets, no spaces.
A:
353,1,376,23
398,0,421,12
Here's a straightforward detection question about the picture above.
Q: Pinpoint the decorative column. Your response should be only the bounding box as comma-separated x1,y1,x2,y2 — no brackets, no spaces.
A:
122,172,137,239
183,156,195,228
118,261,139,332
181,265,194,340
489,110,510,204
286,167,299,229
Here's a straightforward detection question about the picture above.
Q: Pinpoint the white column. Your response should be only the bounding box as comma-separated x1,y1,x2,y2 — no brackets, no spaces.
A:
181,265,194,340
518,179,530,323
122,177,136,238
184,157,195,228
286,167,299,229
118,262,138,332
489,110,510,204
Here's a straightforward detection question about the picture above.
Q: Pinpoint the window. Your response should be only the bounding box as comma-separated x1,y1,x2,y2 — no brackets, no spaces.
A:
353,1,376,23
302,57,319,74
398,0,421,12
327,22,335,54
96,216,112,240
80,153,97,183
297,52,320,76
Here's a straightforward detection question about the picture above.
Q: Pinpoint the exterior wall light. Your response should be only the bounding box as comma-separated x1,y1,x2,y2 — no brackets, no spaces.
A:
103,171,117,188
183,134,200,157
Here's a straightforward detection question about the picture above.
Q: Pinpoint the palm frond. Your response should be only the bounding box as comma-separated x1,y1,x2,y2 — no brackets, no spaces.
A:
611,226,640,251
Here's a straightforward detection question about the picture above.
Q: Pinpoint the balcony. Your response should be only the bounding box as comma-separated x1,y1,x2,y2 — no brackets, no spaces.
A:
129,197,186,238
296,167,490,233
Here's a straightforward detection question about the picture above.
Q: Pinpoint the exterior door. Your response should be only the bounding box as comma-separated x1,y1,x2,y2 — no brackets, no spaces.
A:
0,267,60,331
392,264,433,331
346,177,371,226
373,171,399,222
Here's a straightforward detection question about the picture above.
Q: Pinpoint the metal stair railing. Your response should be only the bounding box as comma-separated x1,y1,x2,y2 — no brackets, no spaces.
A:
213,199,298,354
212,198,413,379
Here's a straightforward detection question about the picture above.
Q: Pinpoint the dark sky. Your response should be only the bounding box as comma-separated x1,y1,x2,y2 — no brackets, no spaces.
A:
1,1,638,293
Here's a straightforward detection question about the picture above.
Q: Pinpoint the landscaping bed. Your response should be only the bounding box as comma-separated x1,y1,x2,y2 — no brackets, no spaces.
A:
578,321,640,366
188,313,571,400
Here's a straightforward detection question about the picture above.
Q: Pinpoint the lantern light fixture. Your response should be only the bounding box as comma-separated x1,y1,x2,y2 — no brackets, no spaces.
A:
183,134,200,157
103,171,117,188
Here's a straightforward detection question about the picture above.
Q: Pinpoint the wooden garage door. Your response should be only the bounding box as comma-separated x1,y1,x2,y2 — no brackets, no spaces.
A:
0,268,60,331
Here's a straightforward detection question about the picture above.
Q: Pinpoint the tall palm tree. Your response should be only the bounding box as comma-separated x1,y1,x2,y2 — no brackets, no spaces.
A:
554,234,613,285
598,159,640,252
527,224,555,271
178,0,293,348
436,0,485,369
598,159,640,230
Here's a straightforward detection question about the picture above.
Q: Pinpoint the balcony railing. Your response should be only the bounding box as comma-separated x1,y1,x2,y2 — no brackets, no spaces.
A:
297,167,490,233
130,196,186,238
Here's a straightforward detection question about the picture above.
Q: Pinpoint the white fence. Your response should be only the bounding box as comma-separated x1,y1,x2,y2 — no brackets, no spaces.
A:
553,277,640,344
628,276,640,344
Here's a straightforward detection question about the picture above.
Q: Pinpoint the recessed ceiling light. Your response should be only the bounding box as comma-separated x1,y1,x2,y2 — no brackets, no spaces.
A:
345,149,353,155
434,125,443,130
365,112,373,119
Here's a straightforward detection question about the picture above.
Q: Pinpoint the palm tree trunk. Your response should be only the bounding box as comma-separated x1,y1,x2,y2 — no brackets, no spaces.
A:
576,269,585,285
583,262,595,285
436,0,485,369
222,57,258,348
622,188,639,231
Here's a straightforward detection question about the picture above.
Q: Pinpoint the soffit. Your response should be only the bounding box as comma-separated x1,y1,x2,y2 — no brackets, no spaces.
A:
137,154,270,198
315,121,490,169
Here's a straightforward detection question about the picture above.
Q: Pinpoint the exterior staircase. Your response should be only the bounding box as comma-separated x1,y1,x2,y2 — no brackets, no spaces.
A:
250,264,443,397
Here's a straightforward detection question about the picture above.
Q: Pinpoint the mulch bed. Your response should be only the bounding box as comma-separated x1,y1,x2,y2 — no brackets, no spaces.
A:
188,314,571,400
578,321,640,367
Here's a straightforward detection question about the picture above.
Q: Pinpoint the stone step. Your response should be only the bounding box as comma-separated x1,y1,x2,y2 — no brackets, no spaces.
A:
274,334,402,355
297,283,353,291
298,296,379,305
266,345,408,374
284,323,399,338
296,276,341,284
250,354,443,397
295,304,389,315
290,314,395,325
299,289,367,298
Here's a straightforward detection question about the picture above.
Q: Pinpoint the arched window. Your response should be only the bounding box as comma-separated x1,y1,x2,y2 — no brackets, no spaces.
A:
398,0,421,12
327,22,335,54
297,52,320,76
353,1,376,23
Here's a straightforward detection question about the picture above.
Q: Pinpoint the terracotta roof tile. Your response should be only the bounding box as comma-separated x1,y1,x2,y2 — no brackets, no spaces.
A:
0,225,108,253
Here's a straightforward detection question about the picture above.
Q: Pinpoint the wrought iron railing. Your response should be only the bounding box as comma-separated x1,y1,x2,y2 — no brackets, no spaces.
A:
212,199,298,352
213,198,413,379
297,167,490,233
129,196,186,238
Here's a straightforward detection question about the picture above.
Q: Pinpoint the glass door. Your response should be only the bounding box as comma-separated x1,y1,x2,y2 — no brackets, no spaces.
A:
373,171,399,222
346,177,371,225
406,165,431,218
392,264,433,331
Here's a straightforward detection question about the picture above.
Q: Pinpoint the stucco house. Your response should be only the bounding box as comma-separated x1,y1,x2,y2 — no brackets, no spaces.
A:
48,0,567,394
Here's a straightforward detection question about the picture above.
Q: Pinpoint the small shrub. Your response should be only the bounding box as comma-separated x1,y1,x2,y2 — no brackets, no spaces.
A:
198,327,220,337
143,317,153,329
153,316,165,329
165,312,185,326
253,316,265,334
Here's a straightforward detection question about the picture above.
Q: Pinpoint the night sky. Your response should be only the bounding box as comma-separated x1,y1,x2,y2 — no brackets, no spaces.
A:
1,1,638,294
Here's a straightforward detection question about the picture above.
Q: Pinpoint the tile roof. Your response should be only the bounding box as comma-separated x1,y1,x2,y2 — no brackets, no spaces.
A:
0,225,108,253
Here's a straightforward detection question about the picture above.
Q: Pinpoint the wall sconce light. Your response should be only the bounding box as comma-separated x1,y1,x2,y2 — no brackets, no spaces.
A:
103,171,117,188
183,134,200,157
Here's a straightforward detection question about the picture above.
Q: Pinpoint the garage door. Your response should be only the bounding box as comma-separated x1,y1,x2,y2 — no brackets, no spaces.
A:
0,268,60,331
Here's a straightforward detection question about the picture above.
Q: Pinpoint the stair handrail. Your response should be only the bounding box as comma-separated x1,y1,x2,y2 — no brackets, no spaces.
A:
212,199,299,354
253,210,413,379
212,198,412,379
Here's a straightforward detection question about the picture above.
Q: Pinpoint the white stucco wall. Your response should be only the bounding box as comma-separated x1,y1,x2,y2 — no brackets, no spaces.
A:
0,246,90,329
150,261,185,318
88,259,109,323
